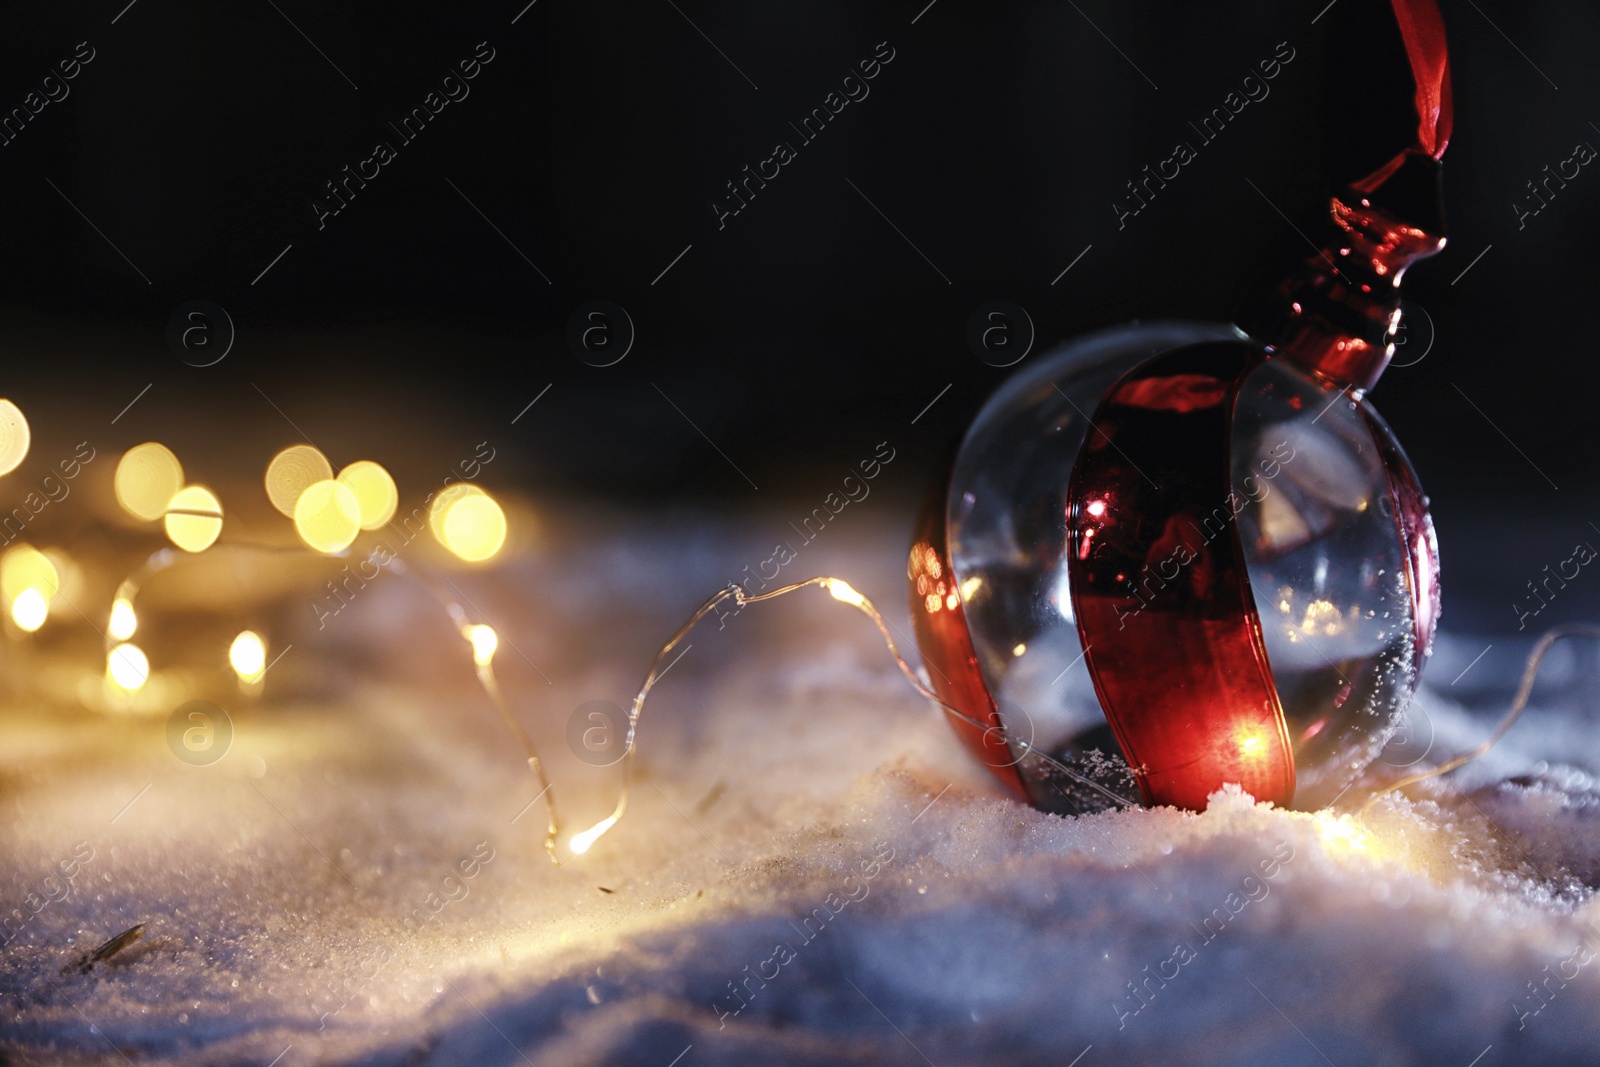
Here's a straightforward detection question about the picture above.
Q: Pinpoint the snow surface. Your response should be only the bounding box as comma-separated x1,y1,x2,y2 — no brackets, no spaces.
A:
4,513,1600,1066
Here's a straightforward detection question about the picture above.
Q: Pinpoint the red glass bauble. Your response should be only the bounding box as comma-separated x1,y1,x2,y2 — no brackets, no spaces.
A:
912,152,1447,812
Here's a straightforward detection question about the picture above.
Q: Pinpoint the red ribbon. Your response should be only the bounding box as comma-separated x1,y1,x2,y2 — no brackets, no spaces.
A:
1391,0,1453,159
1352,0,1452,191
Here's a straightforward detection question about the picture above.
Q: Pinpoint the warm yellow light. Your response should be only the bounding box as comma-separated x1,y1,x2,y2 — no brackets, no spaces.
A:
1300,599,1343,636
1235,726,1269,760
823,578,867,608
465,623,498,667
0,399,30,476
108,597,138,641
336,460,398,530
429,485,466,540
569,814,619,856
292,479,362,554
230,630,267,680
433,487,507,563
1313,811,1368,852
958,575,982,601
164,485,224,553
12,588,47,631
1,544,59,605
1012,643,1027,657
114,443,185,522
107,643,150,691
265,444,332,517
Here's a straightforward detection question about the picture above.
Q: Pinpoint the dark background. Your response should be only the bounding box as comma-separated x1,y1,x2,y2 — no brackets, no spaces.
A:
0,0,1595,631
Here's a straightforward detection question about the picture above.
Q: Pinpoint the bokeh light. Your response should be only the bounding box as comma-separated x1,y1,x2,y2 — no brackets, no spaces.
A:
0,399,30,477
165,486,224,553
293,479,362,554
41,549,78,609
428,484,477,542
11,587,47,631
430,485,507,563
1,544,59,607
107,643,150,691
114,443,185,522
230,630,267,681
108,597,138,641
265,445,332,517
336,460,398,530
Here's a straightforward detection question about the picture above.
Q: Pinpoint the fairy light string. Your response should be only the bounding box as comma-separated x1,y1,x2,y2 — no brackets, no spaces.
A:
565,576,1140,860
391,556,564,865
102,541,306,690
92,436,559,854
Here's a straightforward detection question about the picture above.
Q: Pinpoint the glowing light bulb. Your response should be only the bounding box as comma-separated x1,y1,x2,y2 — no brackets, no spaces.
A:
293,479,362,554
114,443,184,522
164,485,224,553
0,399,30,476
107,643,150,691
230,630,267,681
108,597,138,641
569,814,619,856
12,588,47,631
432,486,507,563
336,460,398,530
265,445,332,517
823,578,867,608
465,623,498,667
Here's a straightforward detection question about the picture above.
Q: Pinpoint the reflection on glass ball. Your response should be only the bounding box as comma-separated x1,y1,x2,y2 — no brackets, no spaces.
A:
913,321,1438,812
1231,357,1434,805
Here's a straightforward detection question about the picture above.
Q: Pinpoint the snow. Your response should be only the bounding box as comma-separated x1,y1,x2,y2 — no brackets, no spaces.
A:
3,512,1600,1066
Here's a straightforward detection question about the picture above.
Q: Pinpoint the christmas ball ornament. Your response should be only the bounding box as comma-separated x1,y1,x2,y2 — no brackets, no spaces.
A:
912,0,1452,812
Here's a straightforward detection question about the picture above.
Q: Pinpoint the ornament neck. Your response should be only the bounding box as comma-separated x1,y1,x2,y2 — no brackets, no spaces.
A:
1242,150,1446,395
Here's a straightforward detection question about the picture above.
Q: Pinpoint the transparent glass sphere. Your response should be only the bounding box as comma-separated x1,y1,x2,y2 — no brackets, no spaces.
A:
938,321,1437,810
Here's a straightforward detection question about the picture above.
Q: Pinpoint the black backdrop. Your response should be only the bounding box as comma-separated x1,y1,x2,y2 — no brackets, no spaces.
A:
0,1,1594,545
